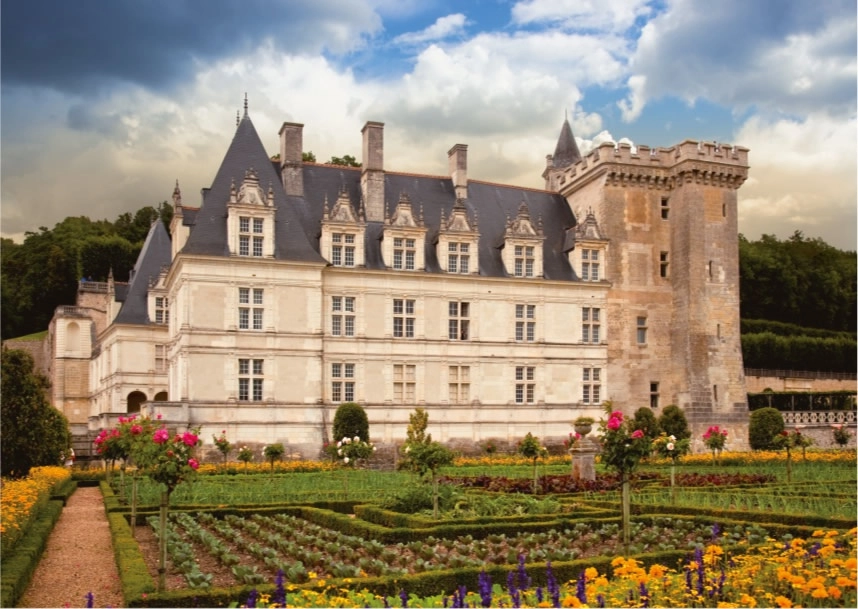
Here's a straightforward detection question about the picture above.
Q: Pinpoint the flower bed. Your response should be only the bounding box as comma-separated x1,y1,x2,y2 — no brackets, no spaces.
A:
0,467,69,553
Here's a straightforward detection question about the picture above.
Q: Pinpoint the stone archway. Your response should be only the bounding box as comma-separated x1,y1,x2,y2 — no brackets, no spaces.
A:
127,391,147,414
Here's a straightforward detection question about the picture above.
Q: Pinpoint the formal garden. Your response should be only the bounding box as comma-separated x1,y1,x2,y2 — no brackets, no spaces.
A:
1,404,856,608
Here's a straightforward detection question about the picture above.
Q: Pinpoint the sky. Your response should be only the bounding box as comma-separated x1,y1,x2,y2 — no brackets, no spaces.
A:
1,0,856,250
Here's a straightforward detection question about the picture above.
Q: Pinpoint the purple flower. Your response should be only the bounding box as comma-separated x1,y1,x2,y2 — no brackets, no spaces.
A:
247,589,258,608
516,554,531,590
85,592,94,608
274,569,286,606
479,570,493,608
400,588,408,608
507,571,521,609
639,581,649,608
546,561,560,608
576,571,587,603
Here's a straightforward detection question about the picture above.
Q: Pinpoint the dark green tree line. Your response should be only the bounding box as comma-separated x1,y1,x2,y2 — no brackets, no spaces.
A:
1,204,172,340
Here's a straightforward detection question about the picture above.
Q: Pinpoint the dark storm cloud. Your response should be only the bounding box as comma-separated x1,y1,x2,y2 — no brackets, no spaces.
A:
1,0,381,95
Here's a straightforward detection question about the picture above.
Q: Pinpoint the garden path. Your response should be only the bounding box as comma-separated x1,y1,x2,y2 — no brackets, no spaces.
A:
18,486,125,608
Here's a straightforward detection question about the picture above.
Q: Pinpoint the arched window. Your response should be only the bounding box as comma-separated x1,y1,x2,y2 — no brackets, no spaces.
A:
153,391,168,402
66,322,80,355
127,391,147,414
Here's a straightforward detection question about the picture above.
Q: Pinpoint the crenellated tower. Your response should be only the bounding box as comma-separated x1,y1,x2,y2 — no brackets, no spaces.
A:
546,129,750,448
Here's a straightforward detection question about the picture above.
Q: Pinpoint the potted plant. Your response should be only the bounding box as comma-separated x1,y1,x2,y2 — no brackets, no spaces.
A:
573,416,595,437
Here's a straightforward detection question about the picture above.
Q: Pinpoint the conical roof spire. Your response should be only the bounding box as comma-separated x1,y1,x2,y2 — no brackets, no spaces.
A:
552,117,582,168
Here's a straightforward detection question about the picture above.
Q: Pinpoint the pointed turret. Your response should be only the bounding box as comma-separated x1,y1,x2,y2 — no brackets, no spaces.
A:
551,118,582,168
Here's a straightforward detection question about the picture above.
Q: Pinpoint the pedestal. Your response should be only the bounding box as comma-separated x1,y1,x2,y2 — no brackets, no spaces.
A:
569,442,598,481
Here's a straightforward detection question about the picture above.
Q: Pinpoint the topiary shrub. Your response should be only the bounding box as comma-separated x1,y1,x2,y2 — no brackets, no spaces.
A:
631,407,660,439
749,407,785,450
657,405,691,440
332,402,370,443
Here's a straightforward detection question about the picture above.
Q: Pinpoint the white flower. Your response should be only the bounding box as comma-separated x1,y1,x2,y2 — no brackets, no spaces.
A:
337,449,343,456
343,456,350,464
337,440,342,447
353,436,360,442
342,437,349,443
372,445,377,451
669,435,676,441
405,446,410,453
666,442,675,451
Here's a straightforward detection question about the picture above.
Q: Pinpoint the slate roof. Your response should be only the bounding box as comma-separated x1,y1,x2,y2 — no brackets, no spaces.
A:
113,220,172,324
173,113,584,283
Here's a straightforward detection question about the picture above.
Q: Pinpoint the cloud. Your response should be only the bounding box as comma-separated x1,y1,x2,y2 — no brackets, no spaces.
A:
620,0,857,120
0,0,382,95
392,14,468,45
512,0,652,33
736,113,857,250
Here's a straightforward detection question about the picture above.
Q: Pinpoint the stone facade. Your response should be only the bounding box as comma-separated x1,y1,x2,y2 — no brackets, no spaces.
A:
40,109,757,458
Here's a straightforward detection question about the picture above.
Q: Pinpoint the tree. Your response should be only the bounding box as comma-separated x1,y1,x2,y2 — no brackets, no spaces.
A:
327,154,361,167
332,402,369,443
302,151,316,162
657,405,691,440
631,407,659,440
517,432,546,494
748,407,785,450
1,348,70,478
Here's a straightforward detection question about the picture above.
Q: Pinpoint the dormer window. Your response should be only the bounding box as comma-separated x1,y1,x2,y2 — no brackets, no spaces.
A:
393,238,416,270
154,297,168,324
447,242,470,273
503,202,544,278
321,187,366,268
515,245,535,277
227,168,276,258
382,192,427,271
332,233,356,267
581,249,600,281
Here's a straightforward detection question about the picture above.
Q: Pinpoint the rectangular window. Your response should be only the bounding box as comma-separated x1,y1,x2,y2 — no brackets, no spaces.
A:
393,237,416,270
660,251,669,278
515,366,535,404
238,216,261,257
448,365,470,403
253,218,264,233
238,288,263,330
515,304,536,342
155,344,167,372
581,249,600,281
650,382,659,409
447,242,470,274
660,197,669,220
239,235,250,256
331,296,356,337
154,296,168,324
332,233,355,267
252,236,263,257
582,307,601,344
393,299,415,338
393,364,416,403
583,367,601,404
514,245,535,277
448,301,470,340
636,316,647,345
331,362,355,403
240,217,250,233
238,358,264,401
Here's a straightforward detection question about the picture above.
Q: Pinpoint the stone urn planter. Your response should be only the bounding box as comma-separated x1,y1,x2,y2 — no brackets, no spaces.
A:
573,418,595,437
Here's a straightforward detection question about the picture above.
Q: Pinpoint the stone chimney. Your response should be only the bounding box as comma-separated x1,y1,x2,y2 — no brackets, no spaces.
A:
279,122,304,196
361,121,385,222
448,144,468,200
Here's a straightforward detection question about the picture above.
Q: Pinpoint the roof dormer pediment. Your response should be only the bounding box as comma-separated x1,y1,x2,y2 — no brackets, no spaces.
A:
324,187,363,224
505,202,543,238
441,198,478,233
231,168,271,207
574,207,607,242
387,192,424,228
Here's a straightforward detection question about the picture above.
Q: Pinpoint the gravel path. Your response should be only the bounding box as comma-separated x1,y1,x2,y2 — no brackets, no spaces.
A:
18,486,125,609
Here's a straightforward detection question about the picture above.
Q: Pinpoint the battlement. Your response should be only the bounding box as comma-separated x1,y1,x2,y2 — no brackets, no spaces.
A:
552,139,749,192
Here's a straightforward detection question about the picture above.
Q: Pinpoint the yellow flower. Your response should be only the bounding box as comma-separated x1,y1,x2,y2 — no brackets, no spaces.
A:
811,587,829,599
648,564,668,579
812,530,826,537
774,595,793,607
561,595,582,608
584,567,599,581
828,586,842,600
740,593,758,607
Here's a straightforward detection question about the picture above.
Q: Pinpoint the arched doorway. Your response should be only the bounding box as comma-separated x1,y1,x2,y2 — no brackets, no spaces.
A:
153,391,168,401
127,391,147,414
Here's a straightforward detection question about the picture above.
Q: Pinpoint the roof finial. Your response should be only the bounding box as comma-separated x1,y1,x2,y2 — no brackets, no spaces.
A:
565,108,568,122
243,92,248,117
236,110,240,127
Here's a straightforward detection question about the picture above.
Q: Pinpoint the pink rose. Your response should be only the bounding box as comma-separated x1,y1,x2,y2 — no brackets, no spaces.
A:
188,458,199,470
131,424,142,435
156,413,163,420
182,432,199,447
631,429,644,439
607,416,622,431
153,428,169,444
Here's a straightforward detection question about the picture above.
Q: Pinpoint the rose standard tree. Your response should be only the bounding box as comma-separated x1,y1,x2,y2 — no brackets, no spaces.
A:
132,424,201,592
598,405,650,554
